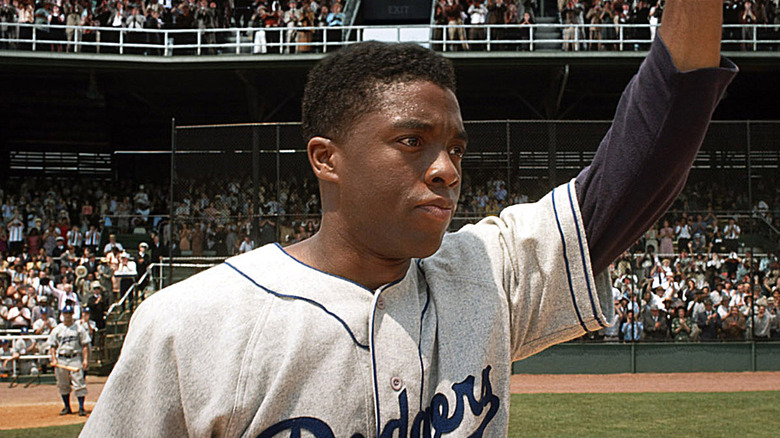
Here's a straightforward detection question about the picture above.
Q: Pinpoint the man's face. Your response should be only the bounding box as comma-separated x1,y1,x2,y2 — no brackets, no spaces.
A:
330,80,466,260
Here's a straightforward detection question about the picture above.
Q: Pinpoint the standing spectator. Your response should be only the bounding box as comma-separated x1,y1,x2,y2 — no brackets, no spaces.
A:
696,299,721,341
722,217,741,253
114,252,137,311
87,281,108,331
658,219,675,255
747,303,776,340
675,216,692,254
721,305,747,340
468,0,488,51
642,303,668,341
238,235,254,254
66,225,83,256
622,311,643,341
740,0,757,51
7,213,24,256
194,0,217,54
670,306,692,341
444,0,468,51
102,234,123,255
517,10,533,51
125,4,146,55
84,225,100,255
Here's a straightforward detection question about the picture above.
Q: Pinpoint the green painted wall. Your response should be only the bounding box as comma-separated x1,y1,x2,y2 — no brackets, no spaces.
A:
512,342,780,374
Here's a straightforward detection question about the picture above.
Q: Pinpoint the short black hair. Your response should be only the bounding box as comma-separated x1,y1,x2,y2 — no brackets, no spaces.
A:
301,41,457,142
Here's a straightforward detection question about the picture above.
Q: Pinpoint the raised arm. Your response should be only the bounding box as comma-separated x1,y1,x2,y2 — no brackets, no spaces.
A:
576,0,737,274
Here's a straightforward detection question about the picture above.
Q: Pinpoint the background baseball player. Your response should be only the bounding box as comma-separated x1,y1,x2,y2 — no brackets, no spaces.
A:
48,304,91,416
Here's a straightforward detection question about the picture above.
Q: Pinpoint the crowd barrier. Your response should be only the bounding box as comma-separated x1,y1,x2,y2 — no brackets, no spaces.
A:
1,23,778,56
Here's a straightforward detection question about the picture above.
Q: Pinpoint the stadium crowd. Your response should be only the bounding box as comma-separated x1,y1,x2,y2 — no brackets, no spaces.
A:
1,170,779,377
2,0,779,53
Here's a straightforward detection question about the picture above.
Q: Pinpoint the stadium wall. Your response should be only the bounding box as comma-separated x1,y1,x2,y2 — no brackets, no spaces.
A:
511,342,780,374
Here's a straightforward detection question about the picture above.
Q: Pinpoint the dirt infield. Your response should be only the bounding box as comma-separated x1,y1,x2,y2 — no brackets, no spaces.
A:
510,371,780,394
0,375,106,430
1,372,779,430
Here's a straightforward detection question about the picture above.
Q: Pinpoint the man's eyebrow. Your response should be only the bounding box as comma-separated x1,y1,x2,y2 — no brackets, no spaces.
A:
391,119,469,142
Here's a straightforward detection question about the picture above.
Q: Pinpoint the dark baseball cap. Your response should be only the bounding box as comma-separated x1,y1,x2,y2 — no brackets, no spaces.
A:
62,305,75,314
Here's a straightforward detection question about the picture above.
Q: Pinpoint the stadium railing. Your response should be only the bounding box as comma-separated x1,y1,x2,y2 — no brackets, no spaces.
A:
1,23,778,56
0,334,49,378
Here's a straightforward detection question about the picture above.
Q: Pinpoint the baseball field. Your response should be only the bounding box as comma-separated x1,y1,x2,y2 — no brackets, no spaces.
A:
1,372,778,437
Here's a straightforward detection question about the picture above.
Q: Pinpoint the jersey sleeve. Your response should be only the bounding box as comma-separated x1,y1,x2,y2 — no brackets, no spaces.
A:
575,36,738,273
467,180,613,360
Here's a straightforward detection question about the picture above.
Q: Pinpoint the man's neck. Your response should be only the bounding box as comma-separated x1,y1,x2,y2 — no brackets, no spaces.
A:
285,230,411,291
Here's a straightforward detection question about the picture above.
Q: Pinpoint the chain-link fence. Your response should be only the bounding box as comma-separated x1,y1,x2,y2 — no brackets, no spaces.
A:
168,120,780,284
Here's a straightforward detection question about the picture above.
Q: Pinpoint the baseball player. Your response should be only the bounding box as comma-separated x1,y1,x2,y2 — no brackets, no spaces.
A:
48,305,91,416
84,1,736,436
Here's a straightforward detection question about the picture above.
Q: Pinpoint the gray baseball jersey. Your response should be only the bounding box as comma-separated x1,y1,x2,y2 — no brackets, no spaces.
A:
48,321,91,357
83,180,610,436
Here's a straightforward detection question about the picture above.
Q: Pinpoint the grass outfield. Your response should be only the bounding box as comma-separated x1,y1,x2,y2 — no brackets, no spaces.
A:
509,392,780,437
1,392,778,437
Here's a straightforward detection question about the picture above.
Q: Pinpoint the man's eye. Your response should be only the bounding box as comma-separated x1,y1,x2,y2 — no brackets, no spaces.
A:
399,137,421,147
450,146,466,158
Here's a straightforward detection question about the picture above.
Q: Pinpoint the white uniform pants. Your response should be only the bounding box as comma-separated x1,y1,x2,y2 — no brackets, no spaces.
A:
56,355,87,398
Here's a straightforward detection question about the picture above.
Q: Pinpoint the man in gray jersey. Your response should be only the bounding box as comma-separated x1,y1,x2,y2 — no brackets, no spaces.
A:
48,305,90,416
85,1,736,436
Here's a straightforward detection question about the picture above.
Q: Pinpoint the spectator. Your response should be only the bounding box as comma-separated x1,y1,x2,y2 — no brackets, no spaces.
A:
696,299,721,341
642,303,668,341
621,310,642,341
468,0,488,50
7,298,32,329
721,305,747,340
87,281,108,331
747,303,775,340
670,306,692,341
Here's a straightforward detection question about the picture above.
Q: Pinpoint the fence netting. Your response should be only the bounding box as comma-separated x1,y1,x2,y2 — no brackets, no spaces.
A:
170,120,780,344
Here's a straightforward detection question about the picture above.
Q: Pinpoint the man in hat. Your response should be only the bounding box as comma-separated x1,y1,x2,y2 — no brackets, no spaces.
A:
87,281,108,331
642,303,668,341
48,304,91,416
696,299,721,341
115,252,137,312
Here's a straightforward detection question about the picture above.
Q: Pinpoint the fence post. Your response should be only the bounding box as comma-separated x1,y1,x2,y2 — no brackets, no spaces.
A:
32,26,36,52
323,27,327,53
746,121,752,208
169,118,176,288
119,29,124,54
164,30,169,56
487,26,491,52
753,25,757,51
530,25,534,52
619,25,623,51
197,30,202,56
75,26,80,53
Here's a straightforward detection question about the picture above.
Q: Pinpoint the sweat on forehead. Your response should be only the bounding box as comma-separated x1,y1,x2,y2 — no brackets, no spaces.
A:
301,41,457,142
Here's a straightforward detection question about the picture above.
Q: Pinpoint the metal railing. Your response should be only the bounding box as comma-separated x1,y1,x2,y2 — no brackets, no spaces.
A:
1,23,778,56
105,263,152,334
0,334,50,377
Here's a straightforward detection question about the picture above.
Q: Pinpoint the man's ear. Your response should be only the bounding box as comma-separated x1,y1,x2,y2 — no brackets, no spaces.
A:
307,136,340,184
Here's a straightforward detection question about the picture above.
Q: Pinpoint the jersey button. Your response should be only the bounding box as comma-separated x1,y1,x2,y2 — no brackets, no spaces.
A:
390,376,403,391
376,297,385,310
